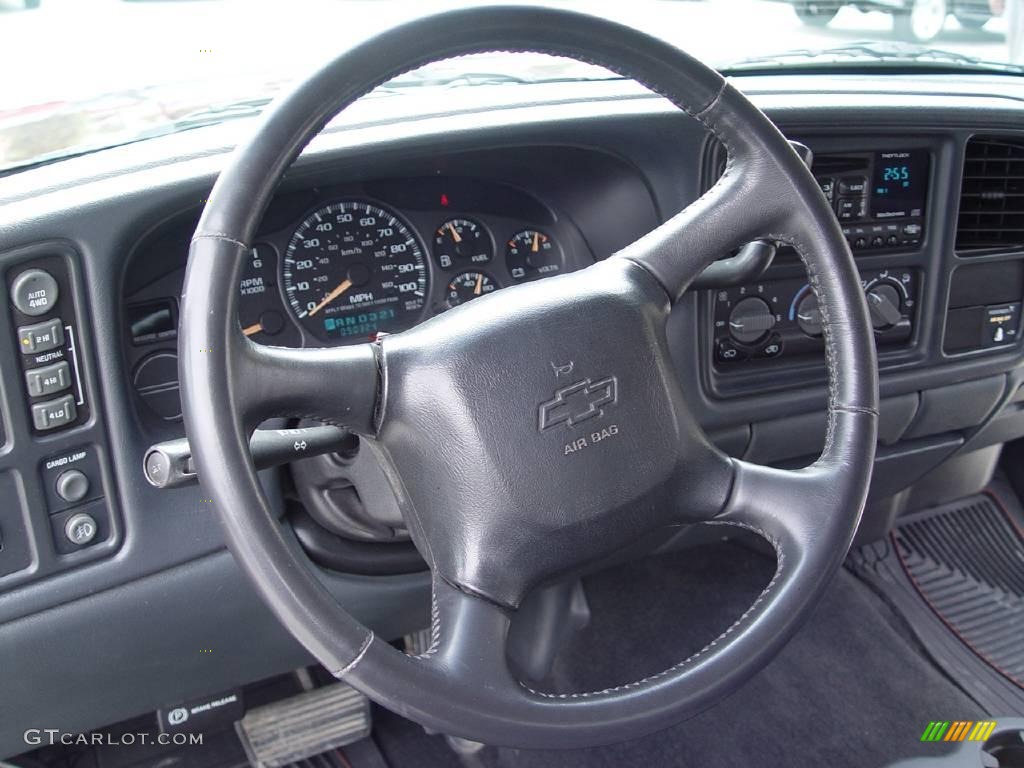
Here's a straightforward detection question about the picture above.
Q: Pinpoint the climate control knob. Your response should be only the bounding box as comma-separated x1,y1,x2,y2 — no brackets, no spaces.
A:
795,293,823,337
866,283,902,331
728,297,775,345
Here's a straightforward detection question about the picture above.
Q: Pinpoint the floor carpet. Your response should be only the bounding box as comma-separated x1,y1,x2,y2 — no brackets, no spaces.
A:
374,540,983,768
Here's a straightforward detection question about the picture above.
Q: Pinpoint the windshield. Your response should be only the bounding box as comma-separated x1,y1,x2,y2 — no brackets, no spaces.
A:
1,0,1019,173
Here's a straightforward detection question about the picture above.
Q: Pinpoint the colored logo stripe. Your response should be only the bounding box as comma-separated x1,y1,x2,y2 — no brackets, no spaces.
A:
969,721,998,742
920,721,997,742
944,721,972,741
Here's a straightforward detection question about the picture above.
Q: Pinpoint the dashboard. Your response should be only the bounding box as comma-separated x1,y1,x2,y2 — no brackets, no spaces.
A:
121,169,609,425
128,176,591,343
2,73,1024,755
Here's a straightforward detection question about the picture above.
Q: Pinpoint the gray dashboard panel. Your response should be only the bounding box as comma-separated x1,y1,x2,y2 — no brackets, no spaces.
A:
0,548,430,756
1,73,1024,756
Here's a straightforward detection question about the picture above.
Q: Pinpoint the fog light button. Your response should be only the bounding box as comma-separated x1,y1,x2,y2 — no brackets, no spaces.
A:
64,512,98,547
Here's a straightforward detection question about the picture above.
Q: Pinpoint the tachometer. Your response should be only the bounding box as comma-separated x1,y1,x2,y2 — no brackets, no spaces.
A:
282,201,427,343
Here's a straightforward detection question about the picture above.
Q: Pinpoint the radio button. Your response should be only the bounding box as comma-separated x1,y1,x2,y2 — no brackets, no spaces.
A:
837,197,866,220
839,176,868,194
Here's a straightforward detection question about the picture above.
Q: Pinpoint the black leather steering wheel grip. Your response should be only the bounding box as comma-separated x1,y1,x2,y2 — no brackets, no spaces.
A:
179,5,878,748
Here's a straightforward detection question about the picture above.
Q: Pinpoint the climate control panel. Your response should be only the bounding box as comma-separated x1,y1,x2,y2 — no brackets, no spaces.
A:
712,268,919,367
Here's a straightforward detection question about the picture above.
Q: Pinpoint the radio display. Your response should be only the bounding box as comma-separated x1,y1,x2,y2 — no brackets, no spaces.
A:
871,150,929,219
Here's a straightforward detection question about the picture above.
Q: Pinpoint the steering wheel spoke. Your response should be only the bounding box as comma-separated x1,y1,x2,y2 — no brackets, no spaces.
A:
715,406,878,566
619,109,799,302
718,460,836,552
233,335,379,433
411,579,526,696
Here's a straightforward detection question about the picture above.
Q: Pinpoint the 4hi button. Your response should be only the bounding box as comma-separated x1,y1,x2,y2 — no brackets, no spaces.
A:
11,268,59,317
56,469,89,504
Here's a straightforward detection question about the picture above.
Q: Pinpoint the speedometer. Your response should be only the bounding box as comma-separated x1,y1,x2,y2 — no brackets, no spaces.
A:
282,201,427,343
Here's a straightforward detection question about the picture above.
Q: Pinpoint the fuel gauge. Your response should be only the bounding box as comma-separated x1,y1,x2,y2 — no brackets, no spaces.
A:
506,229,561,282
434,218,493,269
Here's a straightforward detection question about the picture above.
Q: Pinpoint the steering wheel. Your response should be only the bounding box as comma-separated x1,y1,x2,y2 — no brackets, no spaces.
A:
179,6,878,749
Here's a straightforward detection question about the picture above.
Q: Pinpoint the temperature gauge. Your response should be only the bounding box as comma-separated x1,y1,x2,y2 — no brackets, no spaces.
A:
445,271,498,308
506,229,561,282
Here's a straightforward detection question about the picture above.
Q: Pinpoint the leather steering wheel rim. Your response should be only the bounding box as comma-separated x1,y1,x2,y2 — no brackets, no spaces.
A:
180,6,878,749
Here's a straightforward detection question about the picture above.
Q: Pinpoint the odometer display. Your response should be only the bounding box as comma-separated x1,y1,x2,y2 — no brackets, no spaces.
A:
282,201,427,342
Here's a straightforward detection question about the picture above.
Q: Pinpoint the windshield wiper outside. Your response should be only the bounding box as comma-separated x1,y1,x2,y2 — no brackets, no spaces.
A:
722,42,1024,76
168,96,274,132
384,69,623,89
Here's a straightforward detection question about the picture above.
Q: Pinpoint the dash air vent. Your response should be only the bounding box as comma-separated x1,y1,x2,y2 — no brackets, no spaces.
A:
956,136,1024,254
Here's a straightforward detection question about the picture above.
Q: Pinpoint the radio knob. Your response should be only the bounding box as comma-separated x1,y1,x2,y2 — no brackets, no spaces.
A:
795,294,823,337
866,283,902,331
728,297,775,345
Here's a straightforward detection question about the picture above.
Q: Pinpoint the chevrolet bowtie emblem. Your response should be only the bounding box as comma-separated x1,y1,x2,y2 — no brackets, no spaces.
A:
538,376,618,431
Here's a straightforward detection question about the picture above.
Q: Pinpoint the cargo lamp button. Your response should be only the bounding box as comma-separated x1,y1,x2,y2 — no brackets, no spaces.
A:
56,469,90,504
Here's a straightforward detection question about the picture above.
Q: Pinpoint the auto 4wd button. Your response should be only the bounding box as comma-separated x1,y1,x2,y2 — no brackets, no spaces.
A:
11,268,59,317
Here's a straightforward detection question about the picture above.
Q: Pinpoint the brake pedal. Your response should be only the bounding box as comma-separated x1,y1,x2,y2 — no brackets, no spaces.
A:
237,682,371,768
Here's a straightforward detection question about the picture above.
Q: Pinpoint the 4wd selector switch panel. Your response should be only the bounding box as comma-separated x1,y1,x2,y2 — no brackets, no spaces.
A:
713,268,919,367
6,256,89,434
0,243,118,591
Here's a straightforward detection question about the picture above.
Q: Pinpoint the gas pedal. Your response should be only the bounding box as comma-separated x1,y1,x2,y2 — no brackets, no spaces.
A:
237,682,371,768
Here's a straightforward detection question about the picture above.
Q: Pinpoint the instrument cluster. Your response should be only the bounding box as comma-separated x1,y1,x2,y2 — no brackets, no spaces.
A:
234,178,585,347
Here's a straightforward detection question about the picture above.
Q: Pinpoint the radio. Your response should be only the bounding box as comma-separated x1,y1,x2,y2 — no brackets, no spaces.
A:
814,149,928,252
712,268,919,366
